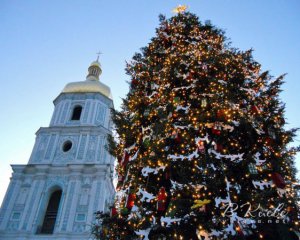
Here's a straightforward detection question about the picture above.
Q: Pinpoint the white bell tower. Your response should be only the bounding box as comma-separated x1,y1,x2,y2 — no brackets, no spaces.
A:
0,59,115,239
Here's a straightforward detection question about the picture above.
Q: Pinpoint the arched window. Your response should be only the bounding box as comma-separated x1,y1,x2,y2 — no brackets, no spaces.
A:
71,106,82,120
40,190,62,234
62,140,72,152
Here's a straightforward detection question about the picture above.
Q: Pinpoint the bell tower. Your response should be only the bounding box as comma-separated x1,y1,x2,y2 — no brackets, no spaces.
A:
0,59,115,239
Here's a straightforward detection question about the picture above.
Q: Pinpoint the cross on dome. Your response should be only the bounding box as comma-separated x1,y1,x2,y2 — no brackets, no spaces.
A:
96,51,102,61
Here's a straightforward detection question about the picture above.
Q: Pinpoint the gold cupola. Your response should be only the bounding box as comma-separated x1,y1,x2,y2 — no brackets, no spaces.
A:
86,59,102,81
62,58,112,99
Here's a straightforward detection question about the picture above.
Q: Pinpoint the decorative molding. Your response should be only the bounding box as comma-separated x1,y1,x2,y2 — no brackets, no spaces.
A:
77,134,87,160
56,102,64,125
86,135,97,162
72,222,86,233
54,135,79,162
93,182,102,214
96,103,106,125
89,101,96,124
51,101,61,125
7,221,19,232
16,188,28,205
76,205,88,212
96,136,104,163
0,181,16,227
35,134,50,163
45,175,68,189
82,101,90,123
45,134,57,160
54,92,113,107
22,181,40,230
0,181,16,212
79,188,90,206
63,101,71,123
61,181,75,231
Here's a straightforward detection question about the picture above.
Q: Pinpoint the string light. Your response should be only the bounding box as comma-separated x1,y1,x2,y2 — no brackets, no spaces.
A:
95,10,299,240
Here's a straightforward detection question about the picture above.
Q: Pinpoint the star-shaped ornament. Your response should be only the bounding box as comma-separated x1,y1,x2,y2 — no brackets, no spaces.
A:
172,5,188,14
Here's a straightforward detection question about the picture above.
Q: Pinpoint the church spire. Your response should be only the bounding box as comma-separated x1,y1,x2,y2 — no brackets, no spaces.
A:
86,54,102,81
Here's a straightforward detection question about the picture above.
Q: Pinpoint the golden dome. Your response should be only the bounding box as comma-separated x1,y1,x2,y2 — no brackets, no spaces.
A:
61,59,112,99
90,60,101,68
62,80,112,99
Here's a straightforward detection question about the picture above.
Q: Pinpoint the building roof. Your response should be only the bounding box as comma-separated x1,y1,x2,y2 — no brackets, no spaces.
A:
62,79,112,99
61,59,112,99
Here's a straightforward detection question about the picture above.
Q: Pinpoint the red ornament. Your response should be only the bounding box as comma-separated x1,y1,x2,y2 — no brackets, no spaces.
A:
110,206,117,217
172,112,178,119
131,79,138,87
126,193,136,210
187,71,195,80
212,123,221,135
251,105,261,114
162,37,171,48
265,137,273,147
165,167,171,180
121,151,130,169
171,130,181,143
157,187,167,212
212,129,221,135
215,143,223,152
174,134,181,144
197,141,205,154
271,172,286,189
217,109,226,119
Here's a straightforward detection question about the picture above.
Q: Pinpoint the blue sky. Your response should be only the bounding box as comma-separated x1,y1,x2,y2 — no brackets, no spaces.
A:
0,0,299,205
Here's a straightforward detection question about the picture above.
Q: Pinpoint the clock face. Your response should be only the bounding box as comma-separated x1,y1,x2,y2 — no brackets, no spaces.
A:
62,140,72,152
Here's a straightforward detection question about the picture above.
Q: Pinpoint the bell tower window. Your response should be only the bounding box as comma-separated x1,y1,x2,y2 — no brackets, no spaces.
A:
40,190,62,234
62,140,72,152
71,106,82,120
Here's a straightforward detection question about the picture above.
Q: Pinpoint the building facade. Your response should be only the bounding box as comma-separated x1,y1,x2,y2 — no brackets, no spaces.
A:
0,59,115,239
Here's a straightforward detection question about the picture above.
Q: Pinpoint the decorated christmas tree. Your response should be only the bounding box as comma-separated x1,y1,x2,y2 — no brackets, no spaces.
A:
93,8,300,240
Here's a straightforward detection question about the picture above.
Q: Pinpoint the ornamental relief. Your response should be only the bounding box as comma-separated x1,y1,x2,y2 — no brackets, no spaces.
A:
79,188,90,206
7,221,19,231
54,135,79,162
34,134,50,162
45,175,68,189
16,188,28,205
73,222,85,233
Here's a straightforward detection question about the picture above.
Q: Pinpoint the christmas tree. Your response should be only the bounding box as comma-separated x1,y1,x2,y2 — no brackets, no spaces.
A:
93,9,300,240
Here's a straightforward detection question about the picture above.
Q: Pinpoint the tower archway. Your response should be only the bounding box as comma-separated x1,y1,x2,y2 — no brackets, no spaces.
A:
40,189,62,234
71,105,82,120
